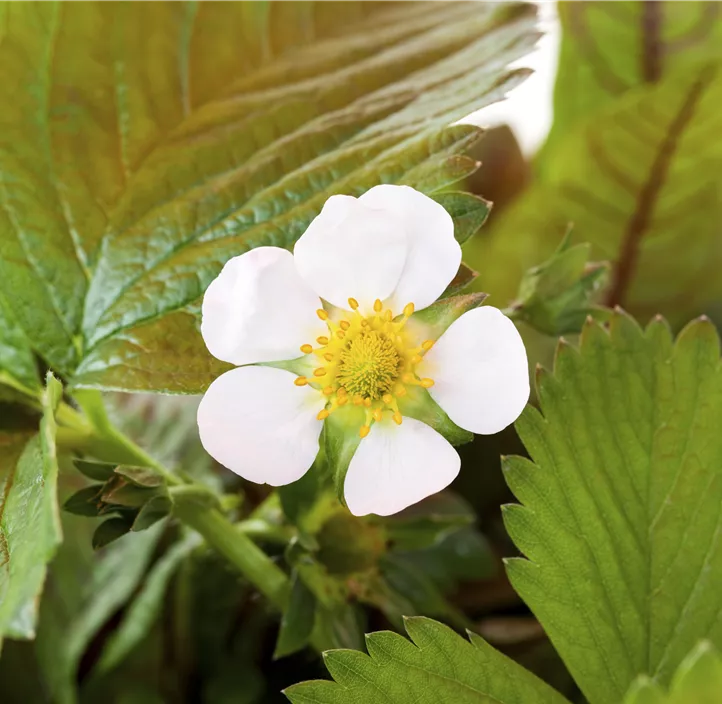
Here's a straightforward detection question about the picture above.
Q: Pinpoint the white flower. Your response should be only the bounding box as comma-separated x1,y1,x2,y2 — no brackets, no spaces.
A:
197,185,529,516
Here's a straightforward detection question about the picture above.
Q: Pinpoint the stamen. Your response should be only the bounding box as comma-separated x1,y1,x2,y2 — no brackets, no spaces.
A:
294,376,308,386
354,395,364,406
363,397,372,407
395,386,407,397
359,424,371,438
339,320,350,331
336,330,345,340
300,343,313,354
411,354,423,365
323,385,335,395
317,336,329,345
393,412,403,425
421,340,434,351
384,309,392,322
317,309,329,321
337,387,347,397
420,378,435,388
373,299,383,313
403,302,415,317
317,409,330,420
313,368,327,377
348,297,359,310
373,408,383,422
338,395,348,406
323,352,334,362
382,393,393,405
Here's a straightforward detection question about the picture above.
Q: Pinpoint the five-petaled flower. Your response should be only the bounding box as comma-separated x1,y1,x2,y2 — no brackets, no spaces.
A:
197,185,529,516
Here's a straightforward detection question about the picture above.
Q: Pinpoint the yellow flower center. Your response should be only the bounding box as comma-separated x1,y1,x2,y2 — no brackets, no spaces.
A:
336,331,401,399
295,298,436,437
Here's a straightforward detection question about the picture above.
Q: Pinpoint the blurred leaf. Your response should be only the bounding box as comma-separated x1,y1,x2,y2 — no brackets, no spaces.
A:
73,459,117,482
0,373,62,640
508,233,610,336
481,66,722,323
624,642,722,704
285,617,569,703
312,602,366,653
316,512,385,576
63,486,103,517
548,1,722,149
274,571,317,660
503,311,722,703
400,525,496,592
94,533,197,676
382,492,475,551
35,522,163,704
132,495,173,532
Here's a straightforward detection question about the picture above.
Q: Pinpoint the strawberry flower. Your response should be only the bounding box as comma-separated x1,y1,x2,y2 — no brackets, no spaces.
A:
197,186,529,516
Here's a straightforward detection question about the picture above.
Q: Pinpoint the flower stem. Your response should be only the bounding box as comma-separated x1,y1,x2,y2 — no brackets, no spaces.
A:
174,504,290,610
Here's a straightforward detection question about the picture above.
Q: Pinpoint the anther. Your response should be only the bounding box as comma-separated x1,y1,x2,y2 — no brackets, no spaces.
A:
348,297,359,310
382,394,393,405
313,368,327,377
363,397,372,407
373,299,383,313
323,352,334,362
317,336,329,345
359,424,371,439
337,387,347,397
402,373,414,383
373,408,383,422
395,386,407,397
316,309,329,321
336,330,345,340
294,376,308,386
338,396,348,406
411,354,422,365
384,310,392,322
323,385,335,395
420,378,435,388
403,302,415,317
393,412,403,425
300,343,313,354
354,395,364,406
317,409,330,420
339,320,350,331
421,340,434,351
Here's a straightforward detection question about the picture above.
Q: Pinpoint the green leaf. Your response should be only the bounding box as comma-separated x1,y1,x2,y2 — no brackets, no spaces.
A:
94,533,197,676
0,295,39,394
274,571,317,660
284,616,569,704
480,65,722,323
0,373,62,640
432,192,491,245
547,1,722,149
624,642,722,704
63,485,104,517
35,522,164,704
0,2,537,394
508,233,610,336
92,517,134,549
503,310,722,703
73,458,117,482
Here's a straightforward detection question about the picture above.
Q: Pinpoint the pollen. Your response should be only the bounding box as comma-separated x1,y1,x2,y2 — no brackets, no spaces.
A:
336,331,402,399
292,298,439,438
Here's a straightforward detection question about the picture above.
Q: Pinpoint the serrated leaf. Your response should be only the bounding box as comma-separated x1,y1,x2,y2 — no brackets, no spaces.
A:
623,642,722,704
503,310,722,704
0,1,537,394
284,616,568,703
94,533,197,676
0,373,62,640
547,1,722,149
432,192,490,245
0,295,39,393
274,571,317,660
481,65,722,323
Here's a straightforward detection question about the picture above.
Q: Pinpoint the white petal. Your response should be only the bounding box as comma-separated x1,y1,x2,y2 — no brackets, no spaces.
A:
197,366,325,486
293,194,407,312
418,306,529,435
360,185,460,312
344,417,460,517
201,247,325,365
